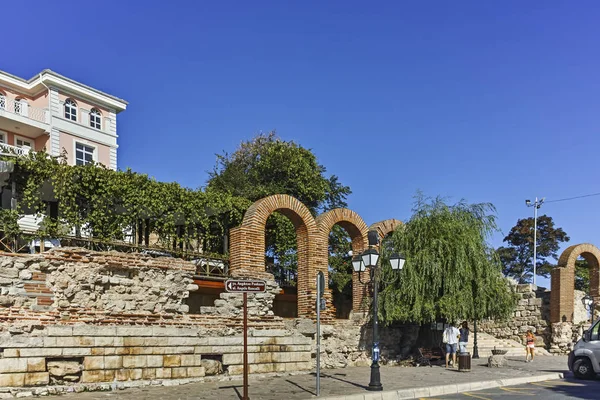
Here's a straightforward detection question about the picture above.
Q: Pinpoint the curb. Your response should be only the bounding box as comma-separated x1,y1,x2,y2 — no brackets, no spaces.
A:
315,372,565,400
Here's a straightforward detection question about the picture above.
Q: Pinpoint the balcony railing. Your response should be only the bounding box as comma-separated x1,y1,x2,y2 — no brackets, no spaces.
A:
0,97,50,124
0,143,30,157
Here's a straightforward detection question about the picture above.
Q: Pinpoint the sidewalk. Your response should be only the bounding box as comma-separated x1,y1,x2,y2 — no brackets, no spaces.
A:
63,356,569,400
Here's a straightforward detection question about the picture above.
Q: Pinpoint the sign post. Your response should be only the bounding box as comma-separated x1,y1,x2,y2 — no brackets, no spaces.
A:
316,271,325,397
225,279,267,400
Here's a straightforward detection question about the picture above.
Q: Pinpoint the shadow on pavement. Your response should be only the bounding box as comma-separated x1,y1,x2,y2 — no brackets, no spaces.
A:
542,377,600,400
220,385,243,400
285,379,316,396
318,373,368,390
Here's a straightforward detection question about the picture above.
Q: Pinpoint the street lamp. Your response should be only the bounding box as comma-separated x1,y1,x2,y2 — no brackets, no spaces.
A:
525,197,545,286
353,242,405,392
583,295,594,325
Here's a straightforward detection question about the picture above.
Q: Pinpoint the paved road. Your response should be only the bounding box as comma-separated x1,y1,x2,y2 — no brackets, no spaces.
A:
431,378,600,400
61,356,570,400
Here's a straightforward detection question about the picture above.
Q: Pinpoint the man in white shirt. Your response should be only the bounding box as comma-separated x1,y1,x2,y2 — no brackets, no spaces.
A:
443,323,461,368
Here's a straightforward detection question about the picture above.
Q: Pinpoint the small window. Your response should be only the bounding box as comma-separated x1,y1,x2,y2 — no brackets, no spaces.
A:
89,108,101,130
15,136,33,149
64,99,77,121
75,142,94,165
14,98,27,115
0,132,5,144
0,93,5,110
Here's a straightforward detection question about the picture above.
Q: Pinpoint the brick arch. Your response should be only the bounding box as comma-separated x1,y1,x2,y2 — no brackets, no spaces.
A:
315,209,370,315
550,243,600,322
369,219,403,242
229,194,319,317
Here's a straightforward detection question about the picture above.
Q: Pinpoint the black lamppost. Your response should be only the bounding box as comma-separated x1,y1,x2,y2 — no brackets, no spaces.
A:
472,320,479,359
352,243,405,392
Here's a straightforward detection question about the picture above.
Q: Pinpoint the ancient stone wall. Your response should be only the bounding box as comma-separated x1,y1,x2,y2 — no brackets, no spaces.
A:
0,250,312,394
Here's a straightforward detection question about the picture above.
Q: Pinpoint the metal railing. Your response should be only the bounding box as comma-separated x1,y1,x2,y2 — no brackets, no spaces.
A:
0,143,30,156
0,97,49,124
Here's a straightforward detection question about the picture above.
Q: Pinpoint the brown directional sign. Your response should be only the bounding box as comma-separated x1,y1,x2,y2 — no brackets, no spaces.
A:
225,279,266,293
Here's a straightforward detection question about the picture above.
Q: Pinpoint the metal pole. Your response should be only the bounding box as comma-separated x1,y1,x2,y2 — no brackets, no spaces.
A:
533,197,538,286
472,320,479,359
368,266,382,391
316,274,321,397
243,292,248,400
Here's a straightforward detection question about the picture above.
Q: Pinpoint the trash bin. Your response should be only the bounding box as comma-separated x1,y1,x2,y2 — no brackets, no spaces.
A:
458,352,471,372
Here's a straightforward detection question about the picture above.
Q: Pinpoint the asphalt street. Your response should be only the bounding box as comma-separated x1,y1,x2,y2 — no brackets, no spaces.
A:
431,378,600,400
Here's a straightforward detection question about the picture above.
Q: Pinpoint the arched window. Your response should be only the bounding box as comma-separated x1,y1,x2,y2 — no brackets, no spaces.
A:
89,108,101,130
64,99,77,121
0,92,5,110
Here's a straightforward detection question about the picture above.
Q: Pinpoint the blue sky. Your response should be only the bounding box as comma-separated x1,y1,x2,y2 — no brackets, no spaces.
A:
3,1,599,288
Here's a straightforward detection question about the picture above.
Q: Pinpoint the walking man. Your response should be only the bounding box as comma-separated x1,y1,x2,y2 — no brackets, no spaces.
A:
443,322,460,368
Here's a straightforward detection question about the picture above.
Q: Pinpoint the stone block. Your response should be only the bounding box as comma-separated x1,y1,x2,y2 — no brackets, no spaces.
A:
19,348,62,358
81,370,104,383
123,337,146,347
104,369,115,382
193,346,214,354
222,353,243,365
155,368,172,379
47,360,82,377
84,356,105,370
115,369,129,381
250,329,289,337
163,355,181,367
171,367,187,379
0,358,28,373
187,367,206,377
142,368,156,380
116,326,153,337
114,347,130,355
200,359,223,375
94,337,114,347
73,325,115,337
62,348,92,356
91,348,105,356
24,372,49,386
152,327,198,337
129,369,143,380
180,354,202,367
167,337,202,346
26,358,46,373
46,326,73,336
123,355,147,369
104,356,123,369
3,349,20,357
147,355,163,368
0,373,25,387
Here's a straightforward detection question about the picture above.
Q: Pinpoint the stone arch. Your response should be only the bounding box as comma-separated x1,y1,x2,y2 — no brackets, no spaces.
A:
229,194,319,317
550,243,600,323
315,209,369,316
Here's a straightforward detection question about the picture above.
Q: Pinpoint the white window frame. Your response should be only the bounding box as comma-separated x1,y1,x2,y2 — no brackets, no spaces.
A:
0,130,6,144
0,93,5,110
14,135,34,149
89,108,102,130
64,99,77,121
74,141,97,166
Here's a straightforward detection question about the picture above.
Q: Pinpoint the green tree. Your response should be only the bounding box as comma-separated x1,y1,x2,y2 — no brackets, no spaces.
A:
497,215,570,283
207,132,352,292
379,195,516,324
575,258,590,292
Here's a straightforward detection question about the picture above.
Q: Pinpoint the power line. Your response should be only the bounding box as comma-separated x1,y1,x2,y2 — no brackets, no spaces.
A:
545,192,600,204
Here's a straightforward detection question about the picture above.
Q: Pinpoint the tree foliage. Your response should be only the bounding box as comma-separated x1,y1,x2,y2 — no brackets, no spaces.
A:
4,151,249,256
497,215,570,283
207,132,352,290
379,195,517,324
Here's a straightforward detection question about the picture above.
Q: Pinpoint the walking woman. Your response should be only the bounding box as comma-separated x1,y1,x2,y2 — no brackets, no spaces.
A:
525,330,535,362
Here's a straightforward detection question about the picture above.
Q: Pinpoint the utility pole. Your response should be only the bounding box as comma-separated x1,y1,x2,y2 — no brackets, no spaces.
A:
525,197,544,286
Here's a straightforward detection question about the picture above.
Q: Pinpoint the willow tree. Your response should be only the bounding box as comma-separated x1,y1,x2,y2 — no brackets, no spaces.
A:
379,195,517,325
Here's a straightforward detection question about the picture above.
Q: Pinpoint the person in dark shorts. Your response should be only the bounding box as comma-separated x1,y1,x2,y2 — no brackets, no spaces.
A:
459,321,470,353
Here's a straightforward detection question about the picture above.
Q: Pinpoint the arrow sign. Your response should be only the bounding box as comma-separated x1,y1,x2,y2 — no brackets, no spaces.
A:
225,279,266,293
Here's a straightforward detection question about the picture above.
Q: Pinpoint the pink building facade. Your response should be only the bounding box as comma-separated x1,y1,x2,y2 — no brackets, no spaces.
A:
0,69,127,169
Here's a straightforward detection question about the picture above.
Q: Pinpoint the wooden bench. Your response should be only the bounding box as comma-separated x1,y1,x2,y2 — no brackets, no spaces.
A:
415,347,444,367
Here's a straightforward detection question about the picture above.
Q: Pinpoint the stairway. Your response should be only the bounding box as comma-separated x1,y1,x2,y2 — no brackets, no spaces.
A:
467,332,551,357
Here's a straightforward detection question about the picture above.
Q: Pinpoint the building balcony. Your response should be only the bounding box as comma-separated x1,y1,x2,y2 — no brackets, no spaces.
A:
0,142,31,157
0,97,49,138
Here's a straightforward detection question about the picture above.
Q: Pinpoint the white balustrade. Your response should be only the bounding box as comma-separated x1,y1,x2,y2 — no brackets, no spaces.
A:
0,143,31,156
0,97,49,124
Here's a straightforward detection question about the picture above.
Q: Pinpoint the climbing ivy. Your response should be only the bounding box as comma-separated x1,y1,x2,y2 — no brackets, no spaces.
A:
3,151,250,256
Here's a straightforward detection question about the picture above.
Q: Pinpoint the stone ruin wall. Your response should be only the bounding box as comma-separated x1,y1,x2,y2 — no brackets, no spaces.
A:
0,249,312,395
478,283,590,354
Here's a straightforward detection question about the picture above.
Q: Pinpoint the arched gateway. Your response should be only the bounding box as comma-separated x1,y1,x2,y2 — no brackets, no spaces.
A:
550,243,600,323
229,194,403,318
